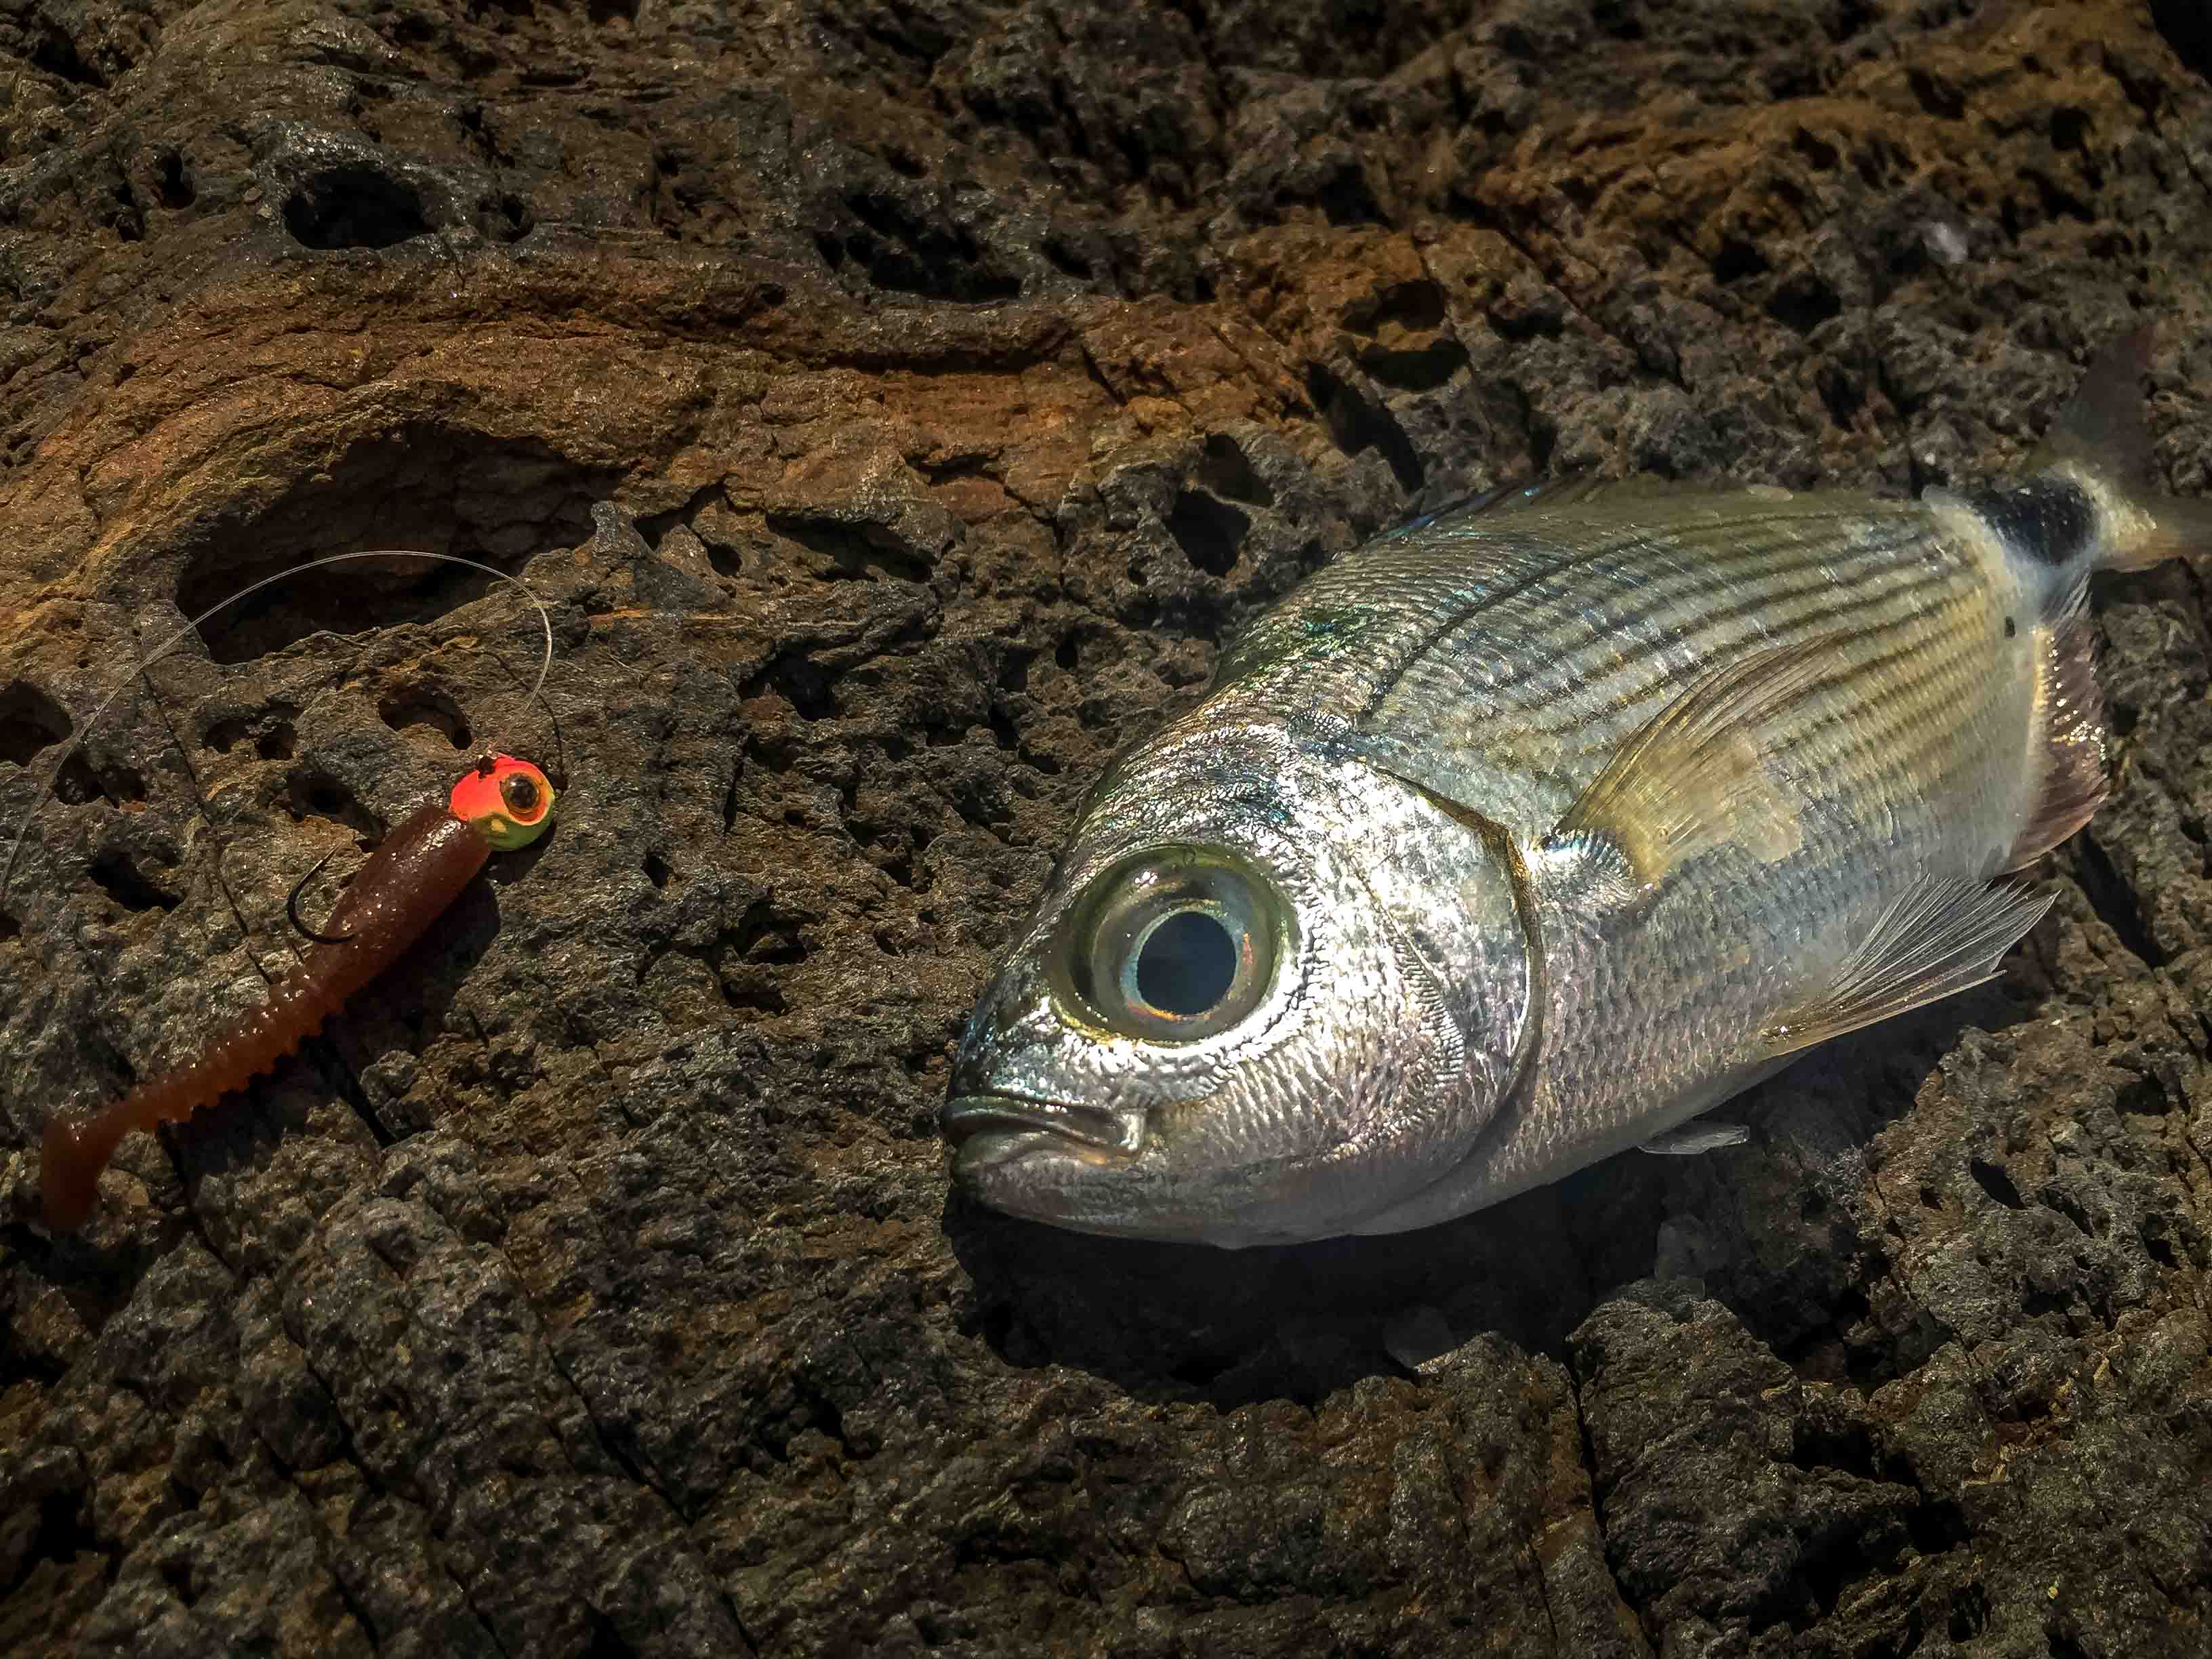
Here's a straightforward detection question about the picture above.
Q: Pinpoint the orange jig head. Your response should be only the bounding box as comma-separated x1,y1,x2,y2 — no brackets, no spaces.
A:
450,755,556,851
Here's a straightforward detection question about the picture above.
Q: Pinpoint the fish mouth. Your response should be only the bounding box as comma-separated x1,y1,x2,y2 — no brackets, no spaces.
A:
942,1092,1146,1160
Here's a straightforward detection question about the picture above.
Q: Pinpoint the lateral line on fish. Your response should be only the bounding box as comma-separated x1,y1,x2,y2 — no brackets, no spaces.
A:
1351,548,1571,729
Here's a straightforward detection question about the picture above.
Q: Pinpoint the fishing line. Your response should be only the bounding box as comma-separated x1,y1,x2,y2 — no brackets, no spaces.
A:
0,550,556,908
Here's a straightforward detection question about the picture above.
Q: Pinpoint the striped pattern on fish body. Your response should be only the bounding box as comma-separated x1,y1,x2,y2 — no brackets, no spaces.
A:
1216,486,2039,843
945,331,2210,1246
1203,484,2053,1231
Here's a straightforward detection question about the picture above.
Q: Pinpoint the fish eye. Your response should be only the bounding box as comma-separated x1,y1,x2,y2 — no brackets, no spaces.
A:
1131,909,1236,1017
1060,847,1286,1043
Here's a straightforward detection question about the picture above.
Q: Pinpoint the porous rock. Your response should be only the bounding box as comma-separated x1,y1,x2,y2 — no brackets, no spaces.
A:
4,2,2212,1655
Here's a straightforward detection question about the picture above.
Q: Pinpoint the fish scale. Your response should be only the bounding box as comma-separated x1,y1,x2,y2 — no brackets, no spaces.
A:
947,332,2212,1247
1290,516,2005,842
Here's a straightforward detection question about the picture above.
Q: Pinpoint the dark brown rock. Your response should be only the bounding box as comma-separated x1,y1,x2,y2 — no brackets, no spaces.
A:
4,1,2211,1654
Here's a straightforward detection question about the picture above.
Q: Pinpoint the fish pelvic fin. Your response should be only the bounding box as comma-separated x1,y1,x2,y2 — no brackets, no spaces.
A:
1758,875,2053,1060
2006,614,2108,872
1639,1120,1750,1156
2029,326,2212,573
1546,636,1838,892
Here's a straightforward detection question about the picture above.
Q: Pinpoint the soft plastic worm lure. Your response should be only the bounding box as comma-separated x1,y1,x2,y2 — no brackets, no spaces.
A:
38,756,554,1229
0,549,560,1231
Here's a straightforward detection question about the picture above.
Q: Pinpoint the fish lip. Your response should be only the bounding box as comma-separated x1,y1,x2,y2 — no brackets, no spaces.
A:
942,1092,1145,1158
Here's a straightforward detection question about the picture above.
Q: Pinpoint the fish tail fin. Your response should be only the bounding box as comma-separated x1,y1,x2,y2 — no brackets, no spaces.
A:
2107,493,2212,573
2031,326,2212,573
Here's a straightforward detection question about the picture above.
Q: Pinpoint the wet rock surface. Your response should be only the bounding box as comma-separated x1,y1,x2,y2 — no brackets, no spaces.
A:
3,0,2211,1654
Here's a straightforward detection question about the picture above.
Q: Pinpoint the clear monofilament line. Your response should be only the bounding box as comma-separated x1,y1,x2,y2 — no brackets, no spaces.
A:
0,550,555,906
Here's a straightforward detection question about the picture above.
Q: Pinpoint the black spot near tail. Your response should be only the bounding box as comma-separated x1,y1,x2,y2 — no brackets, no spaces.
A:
1957,478,2097,571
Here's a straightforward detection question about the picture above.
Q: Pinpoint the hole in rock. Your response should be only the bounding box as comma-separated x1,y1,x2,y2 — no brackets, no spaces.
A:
90,850,179,913
156,150,196,209
0,680,72,766
377,686,472,750
1711,238,1771,284
1164,491,1250,578
173,428,613,663
826,190,1022,302
1359,336,1469,392
1947,1582,1990,1639
31,21,105,87
1347,279,1447,335
1193,434,1273,507
1042,234,1094,280
7,1488,99,1595
1767,272,1842,334
1908,68,1965,120
1316,163,1382,228
46,747,145,809
2072,835,2167,967
1305,363,1424,494
283,163,434,250
287,771,377,835
1967,1158,2025,1210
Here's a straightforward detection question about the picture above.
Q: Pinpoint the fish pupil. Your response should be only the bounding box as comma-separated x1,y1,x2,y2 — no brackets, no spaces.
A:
1134,909,1237,1018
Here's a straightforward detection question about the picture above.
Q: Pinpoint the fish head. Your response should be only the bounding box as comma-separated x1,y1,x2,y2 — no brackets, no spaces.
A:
946,719,1531,1247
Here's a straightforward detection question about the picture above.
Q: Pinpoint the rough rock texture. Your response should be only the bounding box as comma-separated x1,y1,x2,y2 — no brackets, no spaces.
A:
3,0,2212,1654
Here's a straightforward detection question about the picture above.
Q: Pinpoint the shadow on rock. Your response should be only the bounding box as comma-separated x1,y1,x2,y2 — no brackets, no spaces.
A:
943,975,2053,1408
945,1169,1631,1409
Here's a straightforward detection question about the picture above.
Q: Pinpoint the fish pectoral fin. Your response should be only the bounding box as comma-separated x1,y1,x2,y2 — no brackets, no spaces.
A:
1546,636,1838,891
1759,875,2054,1059
1639,1120,1750,1155
2005,613,2108,872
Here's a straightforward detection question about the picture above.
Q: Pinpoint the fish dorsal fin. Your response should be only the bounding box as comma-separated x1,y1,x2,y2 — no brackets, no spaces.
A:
1545,636,1839,892
1378,474,1723,545
1759,875,2052,1058
2007,614,2108,872
1446,474,1716,523
1462,476,1618,516
2028,327,2155,489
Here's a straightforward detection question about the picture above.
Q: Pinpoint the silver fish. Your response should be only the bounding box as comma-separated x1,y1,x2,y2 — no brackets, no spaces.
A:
945,332,2205,1247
